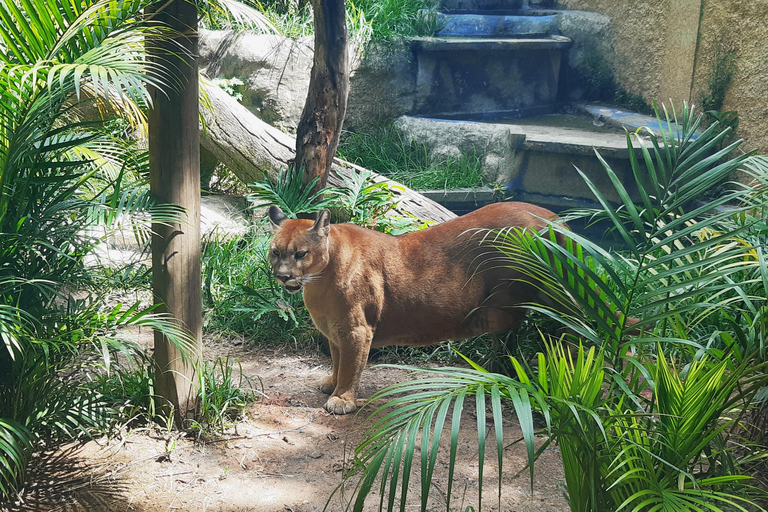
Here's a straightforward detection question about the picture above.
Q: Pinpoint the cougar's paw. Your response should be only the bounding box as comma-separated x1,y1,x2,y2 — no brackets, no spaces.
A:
319,376,336,395
324,395,357,415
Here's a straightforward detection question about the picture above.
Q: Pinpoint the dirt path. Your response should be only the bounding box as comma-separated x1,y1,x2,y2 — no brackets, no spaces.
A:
16,340,568,512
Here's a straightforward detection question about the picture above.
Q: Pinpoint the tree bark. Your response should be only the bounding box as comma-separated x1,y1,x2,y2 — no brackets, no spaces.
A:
147,0,203,426
293,0,349,193
200,82,456,224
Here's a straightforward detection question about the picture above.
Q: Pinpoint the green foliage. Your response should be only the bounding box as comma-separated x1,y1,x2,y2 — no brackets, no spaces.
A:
350,0,440,41
0,419,32,499
247,168,345,219
338,126,485,190
91,349,162,428
247,166,424,233
190,357,262,439
0,0,200,501
198,0,279,32
342,103,768,511
212,77,245,102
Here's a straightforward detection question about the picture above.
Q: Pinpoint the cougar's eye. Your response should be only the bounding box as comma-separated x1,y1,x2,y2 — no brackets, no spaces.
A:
271,249,279,257
295,250,307,260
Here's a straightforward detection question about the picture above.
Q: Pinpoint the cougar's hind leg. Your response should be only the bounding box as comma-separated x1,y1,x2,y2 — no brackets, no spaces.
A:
319,340,340,395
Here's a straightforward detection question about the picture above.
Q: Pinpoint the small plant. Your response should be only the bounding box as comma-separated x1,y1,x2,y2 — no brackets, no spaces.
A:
190,357,261,439
91,349,163,428
334,168,402,229
247,168,345,219
247,165,424,234
212,77,245,102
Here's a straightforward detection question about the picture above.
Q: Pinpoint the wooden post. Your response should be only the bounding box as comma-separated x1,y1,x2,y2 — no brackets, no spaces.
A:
147,0,202,426
294,0,349,193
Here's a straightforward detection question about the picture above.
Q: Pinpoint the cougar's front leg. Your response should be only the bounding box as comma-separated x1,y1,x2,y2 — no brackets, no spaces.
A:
324,324,373,415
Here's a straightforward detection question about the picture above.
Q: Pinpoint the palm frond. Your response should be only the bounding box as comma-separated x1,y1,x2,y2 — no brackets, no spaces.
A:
247,168,345,218
199,0,279,32
0,419,33,498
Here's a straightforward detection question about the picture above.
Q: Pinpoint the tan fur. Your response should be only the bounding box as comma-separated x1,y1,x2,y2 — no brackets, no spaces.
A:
268,202,564,414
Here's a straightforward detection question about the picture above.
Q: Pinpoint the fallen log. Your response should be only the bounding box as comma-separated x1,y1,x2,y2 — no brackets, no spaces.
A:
199,82,456,224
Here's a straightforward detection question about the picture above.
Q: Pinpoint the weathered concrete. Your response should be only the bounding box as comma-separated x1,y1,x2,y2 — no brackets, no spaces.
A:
396,114,641,208
436,13,557,37
441,0,523,12
411,36,570,116
559,0,768,154
658,0,700,103
575,104,691,138
420,187,499,215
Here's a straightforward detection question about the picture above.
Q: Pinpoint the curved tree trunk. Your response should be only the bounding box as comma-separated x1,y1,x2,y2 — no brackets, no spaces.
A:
200,82,456,224
293,0,349,194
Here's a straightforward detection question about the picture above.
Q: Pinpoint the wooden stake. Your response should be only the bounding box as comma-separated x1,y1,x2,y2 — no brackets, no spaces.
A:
147,0,202,426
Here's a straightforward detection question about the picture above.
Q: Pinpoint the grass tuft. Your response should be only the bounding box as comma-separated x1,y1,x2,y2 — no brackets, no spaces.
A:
338,125,485,190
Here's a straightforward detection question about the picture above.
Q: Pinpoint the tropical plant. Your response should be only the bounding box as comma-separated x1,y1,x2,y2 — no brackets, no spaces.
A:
247,168,346,219
0,0,206,501
341,102,768,511
334,168,403,229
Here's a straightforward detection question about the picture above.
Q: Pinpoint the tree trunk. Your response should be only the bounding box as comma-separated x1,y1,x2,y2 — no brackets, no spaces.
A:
293,0,349,194
147,0,203,427
200,82,456,224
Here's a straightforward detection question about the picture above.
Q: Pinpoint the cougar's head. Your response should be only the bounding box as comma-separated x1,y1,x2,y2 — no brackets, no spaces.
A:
267,206,331,294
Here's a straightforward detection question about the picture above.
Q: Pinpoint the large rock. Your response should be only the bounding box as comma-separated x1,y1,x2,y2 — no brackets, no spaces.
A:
395,116,526,183
345,40,418,130
200,30,418,132
199,30,314,133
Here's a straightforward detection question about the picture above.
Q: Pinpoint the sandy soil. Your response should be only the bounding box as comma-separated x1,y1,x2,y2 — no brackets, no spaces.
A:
11,338,568,512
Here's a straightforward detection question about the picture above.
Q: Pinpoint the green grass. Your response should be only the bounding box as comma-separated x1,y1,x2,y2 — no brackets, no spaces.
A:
191,357,262,439
351,0,440,41
337,125,485,190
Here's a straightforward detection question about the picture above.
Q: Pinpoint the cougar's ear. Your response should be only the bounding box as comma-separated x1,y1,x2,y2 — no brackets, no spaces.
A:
313,209,331,237
268,206,287,231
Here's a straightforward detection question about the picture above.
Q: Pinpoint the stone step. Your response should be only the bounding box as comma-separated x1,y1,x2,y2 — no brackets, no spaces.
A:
396,115,644,208
441,0,524,13
436,13,558,38
411,35,571,52
575,103,697,139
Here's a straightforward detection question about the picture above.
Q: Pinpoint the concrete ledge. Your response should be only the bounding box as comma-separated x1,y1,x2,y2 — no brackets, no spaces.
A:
575,103,695,139
411,35,572,52
421,187,500,215
421,186,498,203
436,13,557,38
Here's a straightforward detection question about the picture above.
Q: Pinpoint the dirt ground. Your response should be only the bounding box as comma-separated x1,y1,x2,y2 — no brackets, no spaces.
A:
12,336,568,512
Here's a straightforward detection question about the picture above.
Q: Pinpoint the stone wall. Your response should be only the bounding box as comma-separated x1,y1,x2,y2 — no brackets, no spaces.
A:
558,0,768,154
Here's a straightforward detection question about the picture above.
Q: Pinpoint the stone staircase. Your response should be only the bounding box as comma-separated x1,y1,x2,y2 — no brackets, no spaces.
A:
399,0,657,214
